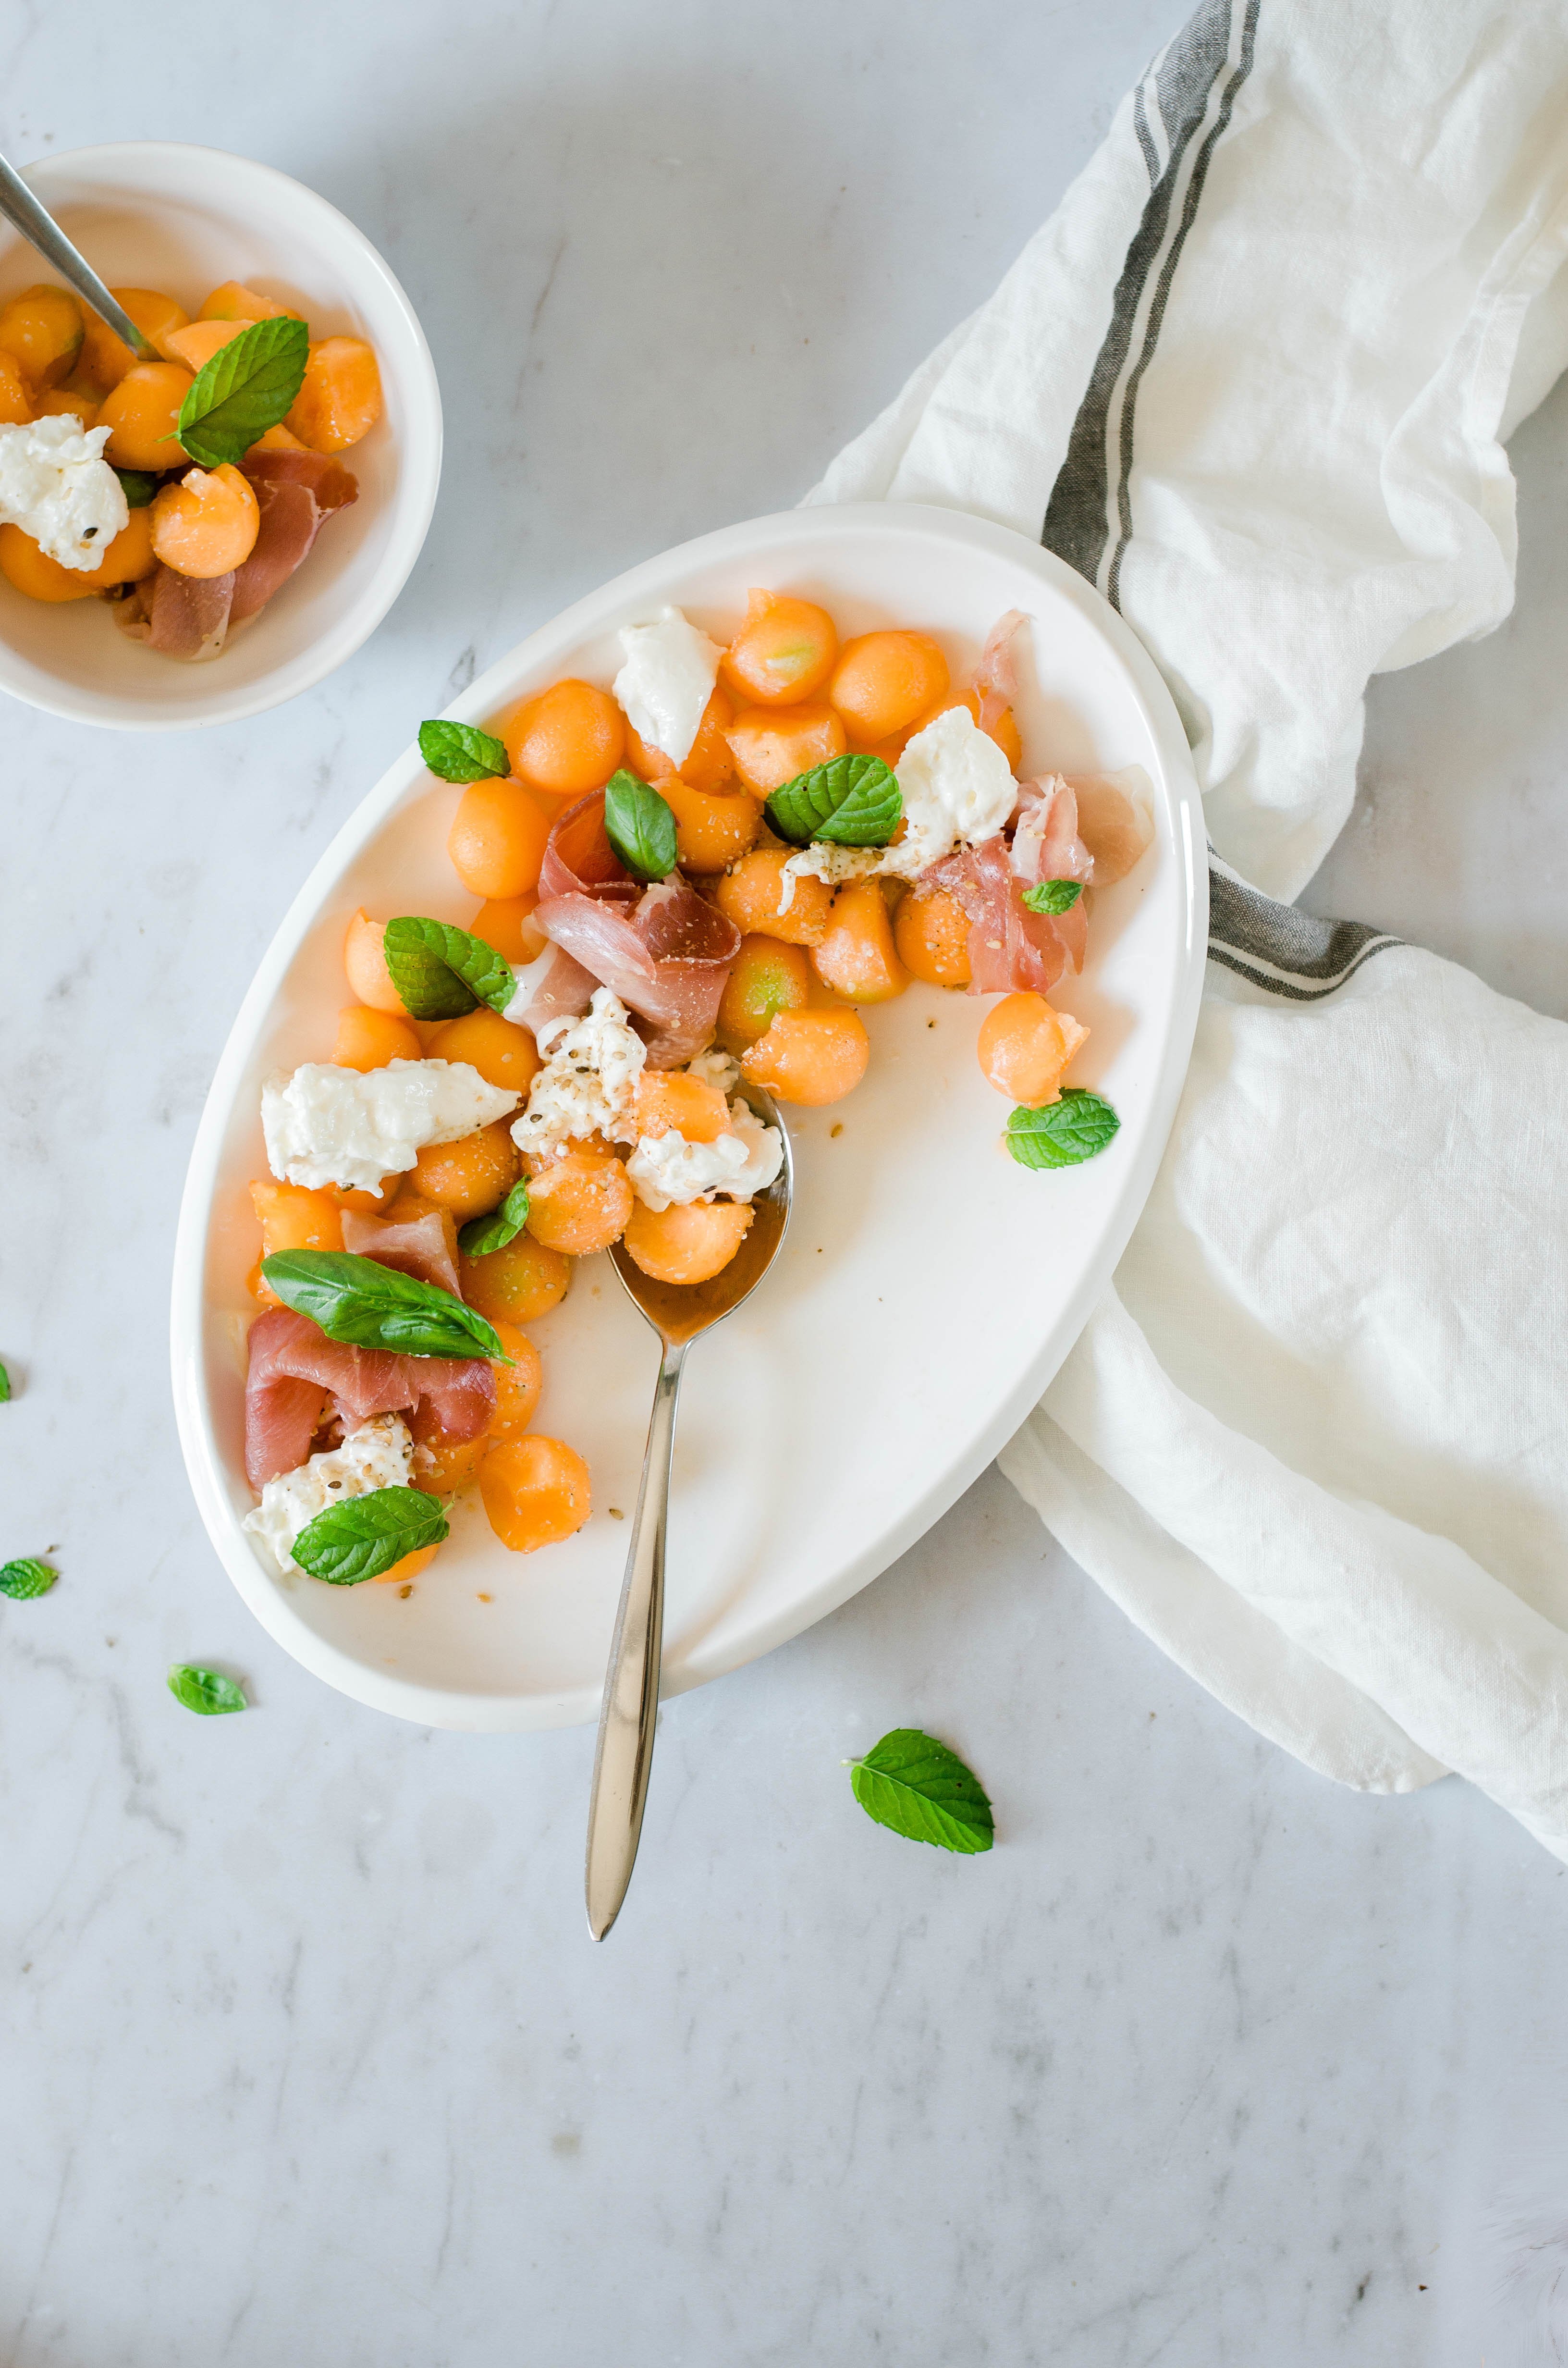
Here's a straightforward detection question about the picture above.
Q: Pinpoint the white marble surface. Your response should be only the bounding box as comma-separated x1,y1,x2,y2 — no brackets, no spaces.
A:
4,4,1568,2363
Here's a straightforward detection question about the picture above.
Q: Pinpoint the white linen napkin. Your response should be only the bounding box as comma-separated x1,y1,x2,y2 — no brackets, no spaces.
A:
809,0,1568,1856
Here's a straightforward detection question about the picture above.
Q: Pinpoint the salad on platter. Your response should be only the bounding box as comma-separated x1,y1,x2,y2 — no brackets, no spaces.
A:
239,592,1152,1594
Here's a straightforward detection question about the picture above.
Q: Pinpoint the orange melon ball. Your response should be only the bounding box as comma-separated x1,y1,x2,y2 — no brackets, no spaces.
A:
409,1119,521,1221
470,892,549,965
894,888,972,987
741,1008,870,1106
332,1005,422,1071
976,993,1090,1106
343,911,408,1014
459,1232,570,1325
810,880,908,1004
716,935,814,1051
631,1071,730,1143
504,679,624,796
719,589,838,707
488,1318,544,1439
658,775,762,874
621,1196,754,1285
724,702,846,795
710,849,833,947
447,775,555,900
285,336,383,453
81,288,190,388
524,1148,634,1255
150,464,260,578
481,1436,591,1552
830,631,950,746
425,1005,540,1097
0,283,84,389
97,360,193,471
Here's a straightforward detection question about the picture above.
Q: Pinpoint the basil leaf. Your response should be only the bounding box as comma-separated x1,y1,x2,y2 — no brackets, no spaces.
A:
457,1178,531,1258
765,753,902,848
292,1487,449,1585
0,1360,10,1402
0,1556,56,1600
849,1728,993,1854
602,769,677,882
1004,1087,1119,1170
382,916,515,1022
261,1249,510,1361
175,316,309,468
113,468,159,508
418,719,511,784
167,1663,246,1714
1022,878,1083,915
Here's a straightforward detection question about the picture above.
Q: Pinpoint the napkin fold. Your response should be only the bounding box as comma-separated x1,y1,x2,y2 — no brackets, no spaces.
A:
811,0,1568,1854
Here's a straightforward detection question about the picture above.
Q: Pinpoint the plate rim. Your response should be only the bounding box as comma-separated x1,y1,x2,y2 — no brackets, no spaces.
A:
170,499,1207,1729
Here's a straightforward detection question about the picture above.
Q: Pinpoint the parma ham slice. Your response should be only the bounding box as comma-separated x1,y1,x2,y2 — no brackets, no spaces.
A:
244,1307,495,1487
534,791,740,1066
340,1208,461,1297
1010,775,1094,888
972,609,1027,738
116,564,234,660
1068,768,1155,883
231,449,357,626
503,943,600,1038
926,836,1085,995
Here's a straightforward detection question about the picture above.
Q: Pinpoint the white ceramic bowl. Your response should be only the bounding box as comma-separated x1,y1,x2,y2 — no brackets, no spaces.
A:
0,143,441,729
172,502,1207,1731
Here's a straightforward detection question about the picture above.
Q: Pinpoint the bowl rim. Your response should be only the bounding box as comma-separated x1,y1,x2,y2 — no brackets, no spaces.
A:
0,140,442,731
171,499,1209,1730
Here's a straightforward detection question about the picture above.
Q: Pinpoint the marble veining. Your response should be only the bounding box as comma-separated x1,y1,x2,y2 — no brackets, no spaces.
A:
3,3,1568,2363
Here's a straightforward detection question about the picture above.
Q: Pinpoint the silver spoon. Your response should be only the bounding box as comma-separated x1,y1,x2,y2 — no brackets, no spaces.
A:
0,152,155,360
585,1083,794,1940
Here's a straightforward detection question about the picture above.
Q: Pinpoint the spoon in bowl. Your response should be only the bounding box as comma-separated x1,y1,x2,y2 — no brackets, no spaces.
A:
584,1083,794,1940
0,151,155,360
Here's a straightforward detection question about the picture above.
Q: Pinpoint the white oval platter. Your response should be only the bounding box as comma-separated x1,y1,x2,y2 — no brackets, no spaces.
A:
171,501,1206,1730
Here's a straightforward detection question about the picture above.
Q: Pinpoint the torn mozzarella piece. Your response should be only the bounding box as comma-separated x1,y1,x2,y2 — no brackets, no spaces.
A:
612,605,723,766
0,416,128,569
779,706,1016,906
626,1096,783,1213
261,1059,519,1194
684,1045,741,1095
511,986,648,1161
243,1414,413,1578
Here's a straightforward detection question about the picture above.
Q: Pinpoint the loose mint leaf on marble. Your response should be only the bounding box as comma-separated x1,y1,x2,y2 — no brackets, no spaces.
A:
848,1728,994,1854
458,1178,531,1259
1004,1088,1120,1171
0,1359,10,1401
418,719,511,784
167,1663,246,1714
292,1487,448,1585
1022,878,1084,915
603,770,678,882
261,1250,510,1363
174,316,309,467
765,753,901,848
0,1557,56,1600
382,916,515,1021
112,469,159,508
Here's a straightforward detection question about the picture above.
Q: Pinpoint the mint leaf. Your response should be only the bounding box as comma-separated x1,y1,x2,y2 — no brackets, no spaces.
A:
175,316,309,468
292,1487,448,1585
603,770,677,882
0,1360,10,1402
168,1663,246,1715
765,752,901,848
419,719,511,784
1004,1087,1119,1170
458,1178,530,1258
1022,878,1083,915
113,468,158,508
1,1556,56,1600
261,1248,510,1362
382,917,515,1022
849,1729,993,1853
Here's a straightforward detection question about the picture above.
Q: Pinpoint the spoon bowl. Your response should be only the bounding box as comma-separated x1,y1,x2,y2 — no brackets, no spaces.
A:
585,1083,793,1938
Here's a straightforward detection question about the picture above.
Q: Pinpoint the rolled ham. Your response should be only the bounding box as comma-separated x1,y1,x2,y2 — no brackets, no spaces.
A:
533,790,740,1066
116,565,234,660
340,1208,461,1297
244,1307,495,1488
1009,775,1094,888
232,448,357,626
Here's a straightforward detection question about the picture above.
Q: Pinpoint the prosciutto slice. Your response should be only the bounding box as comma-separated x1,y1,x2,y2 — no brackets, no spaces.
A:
503,943,600,1039
972,609,1027,737
534,791,740,1065
1009,775,1094,888
231,449,357,625
244,1307,495,1487
340,1208,461,1297
926,836,1085,995
1067,768,1156,884
116,565,234,660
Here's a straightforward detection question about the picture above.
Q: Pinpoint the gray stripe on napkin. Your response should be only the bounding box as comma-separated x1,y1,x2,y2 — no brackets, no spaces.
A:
1042,0,1260,596
1207,858,1403,1000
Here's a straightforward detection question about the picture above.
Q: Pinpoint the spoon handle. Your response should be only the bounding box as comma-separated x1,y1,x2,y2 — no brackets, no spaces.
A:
0,153,155,359
585,1339,688,1939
